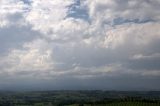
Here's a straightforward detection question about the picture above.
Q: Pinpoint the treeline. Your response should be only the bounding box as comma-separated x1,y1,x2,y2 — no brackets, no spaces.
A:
85,97,160,105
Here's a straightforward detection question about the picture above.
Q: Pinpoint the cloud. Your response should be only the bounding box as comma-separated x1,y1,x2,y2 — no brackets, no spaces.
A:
0,0,160,90
104,22,160,49
0,25,41,55
0,39,54,79
0,0,28,27
25,0,75,33
84,0,160,24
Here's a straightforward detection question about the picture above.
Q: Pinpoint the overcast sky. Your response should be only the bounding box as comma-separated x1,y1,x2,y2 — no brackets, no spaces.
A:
0,0,160,91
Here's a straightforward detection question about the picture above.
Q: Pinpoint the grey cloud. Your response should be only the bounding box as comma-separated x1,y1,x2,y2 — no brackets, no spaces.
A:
0,25,41,54
125,57,160,71
0,74,160,91
0,0,160,90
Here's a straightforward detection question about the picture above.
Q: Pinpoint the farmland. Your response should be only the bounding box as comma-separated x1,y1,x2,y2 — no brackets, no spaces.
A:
0,91,159,106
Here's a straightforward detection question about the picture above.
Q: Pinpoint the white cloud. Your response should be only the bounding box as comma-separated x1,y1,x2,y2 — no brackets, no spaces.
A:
132,53,160,60
104,22,160,49
1,39,54,78
0,0,28,27
48,18,89,41
84,0,160,24
25,0,75,33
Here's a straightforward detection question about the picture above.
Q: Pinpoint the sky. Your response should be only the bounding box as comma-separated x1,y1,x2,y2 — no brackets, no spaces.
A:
0,0,160,91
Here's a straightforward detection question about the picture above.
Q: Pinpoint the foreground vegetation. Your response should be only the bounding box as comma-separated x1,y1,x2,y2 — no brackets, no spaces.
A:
0,91,159,106
67,102,160,106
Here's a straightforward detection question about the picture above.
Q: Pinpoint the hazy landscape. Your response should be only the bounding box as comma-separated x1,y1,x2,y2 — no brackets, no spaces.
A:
0,91,160,106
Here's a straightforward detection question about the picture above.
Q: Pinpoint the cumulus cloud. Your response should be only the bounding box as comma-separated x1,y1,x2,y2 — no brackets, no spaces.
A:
0,39,54,79
0,0,28,27
104,22,160,49
25,0,75,33
84,0,160,24
0,0,160,90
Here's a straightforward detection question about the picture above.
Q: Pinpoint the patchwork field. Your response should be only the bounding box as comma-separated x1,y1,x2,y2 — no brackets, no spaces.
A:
0,91,159,106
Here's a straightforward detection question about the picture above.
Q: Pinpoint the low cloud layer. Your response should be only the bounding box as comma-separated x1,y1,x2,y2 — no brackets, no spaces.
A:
0,0,160,90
